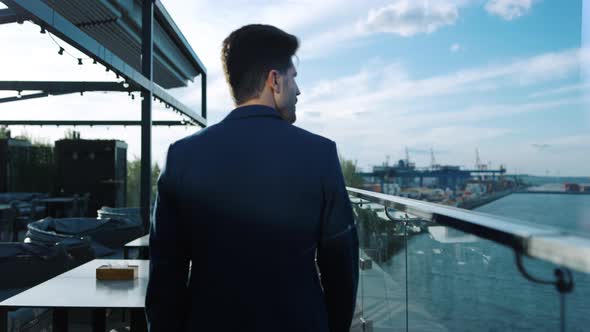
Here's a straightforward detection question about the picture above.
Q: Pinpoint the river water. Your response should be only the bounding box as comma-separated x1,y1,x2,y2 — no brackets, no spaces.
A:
371,193,590,331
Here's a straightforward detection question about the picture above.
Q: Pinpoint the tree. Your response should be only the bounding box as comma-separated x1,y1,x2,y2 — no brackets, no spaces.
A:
126,156,161,207
64,129,81,139
0,126,10,138
12,129,51,147
340,155,364,188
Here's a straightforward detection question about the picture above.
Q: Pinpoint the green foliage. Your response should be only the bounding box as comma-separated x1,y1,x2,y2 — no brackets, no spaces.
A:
354,205,406,263
5,144,55,193
126,156,160,207
340,155,364,188
64,129,81,139
0,126,10,139
12,130,51,147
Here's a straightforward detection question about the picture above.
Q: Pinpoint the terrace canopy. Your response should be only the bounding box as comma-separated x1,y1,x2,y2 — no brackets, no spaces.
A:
0,0,207,230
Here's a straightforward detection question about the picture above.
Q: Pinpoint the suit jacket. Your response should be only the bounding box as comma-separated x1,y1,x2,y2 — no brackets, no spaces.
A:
145,105,359,332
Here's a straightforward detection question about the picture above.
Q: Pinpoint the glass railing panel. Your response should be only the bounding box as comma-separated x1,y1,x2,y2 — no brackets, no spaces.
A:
352,198,407,331
475,193,590,330
566,270,590,331
404,216,582,331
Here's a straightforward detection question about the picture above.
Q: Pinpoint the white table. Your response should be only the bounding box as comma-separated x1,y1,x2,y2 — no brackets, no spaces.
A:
0,259,149,332
124,234,150,259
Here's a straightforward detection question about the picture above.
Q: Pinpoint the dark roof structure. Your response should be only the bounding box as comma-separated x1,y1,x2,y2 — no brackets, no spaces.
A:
0,0,208,228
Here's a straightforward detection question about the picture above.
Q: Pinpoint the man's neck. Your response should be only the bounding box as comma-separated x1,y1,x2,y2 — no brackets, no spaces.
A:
237,89,276,109
235,93,291,123
237,98,274,109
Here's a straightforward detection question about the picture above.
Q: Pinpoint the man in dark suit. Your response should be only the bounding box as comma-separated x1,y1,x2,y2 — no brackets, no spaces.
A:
146,24,359,332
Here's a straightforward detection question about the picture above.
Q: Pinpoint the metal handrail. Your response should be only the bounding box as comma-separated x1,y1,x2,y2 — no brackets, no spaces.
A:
347,187,590,274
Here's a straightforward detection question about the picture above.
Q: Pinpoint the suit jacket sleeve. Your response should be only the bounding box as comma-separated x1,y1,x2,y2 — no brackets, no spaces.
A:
317,141,359,332
145,143,191,331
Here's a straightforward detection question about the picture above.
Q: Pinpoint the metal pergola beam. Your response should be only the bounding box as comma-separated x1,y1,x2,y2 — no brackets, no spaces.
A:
0,120,193,126
0,81,138,93
1,0,207,128
0,8,17,24
153,0,207,76
98,0,197,87
1,0,208,232
0,81,138,104
0,92,50,104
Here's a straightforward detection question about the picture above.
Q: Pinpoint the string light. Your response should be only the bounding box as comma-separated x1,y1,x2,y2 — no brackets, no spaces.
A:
78,58,83,65
16,91,22,99
40,26,46,34
122,81,129,88
93,59,97,64
48,32,92,63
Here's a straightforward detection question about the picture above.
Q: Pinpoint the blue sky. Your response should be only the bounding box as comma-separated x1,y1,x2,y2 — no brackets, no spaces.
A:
0,0,588,176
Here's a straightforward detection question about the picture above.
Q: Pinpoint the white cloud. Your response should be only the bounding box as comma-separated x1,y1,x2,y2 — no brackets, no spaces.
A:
359,0,459,37
542,135,590,149
301,91,589,175
299,25,360,60
299,48,585,121
485,0,533,21
402,97,586,128
0,0,373,163
0,0,586,175
507,135,590,175
478,140,589,176
450,43,462,52
294,46,588,173
414,126,513,149
528,83,590,99
159,0,389,110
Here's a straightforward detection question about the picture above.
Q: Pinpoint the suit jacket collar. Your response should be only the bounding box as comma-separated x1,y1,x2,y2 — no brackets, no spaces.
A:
223,105,284,121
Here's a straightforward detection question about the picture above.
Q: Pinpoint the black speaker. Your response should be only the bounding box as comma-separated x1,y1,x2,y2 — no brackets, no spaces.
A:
55,139,127,216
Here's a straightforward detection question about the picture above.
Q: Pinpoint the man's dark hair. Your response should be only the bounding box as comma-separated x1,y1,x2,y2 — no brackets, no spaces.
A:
222,24,299,105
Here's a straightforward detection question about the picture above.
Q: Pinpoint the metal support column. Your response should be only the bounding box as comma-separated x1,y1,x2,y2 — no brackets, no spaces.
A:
52,308,68,332
140,0,154,233
0,308,7,332
0,9,17,25
91,308,106,332
201,73,207,119
130,308,148,332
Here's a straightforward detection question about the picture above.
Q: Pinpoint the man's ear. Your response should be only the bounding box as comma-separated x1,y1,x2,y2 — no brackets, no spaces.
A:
266,70,280,94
